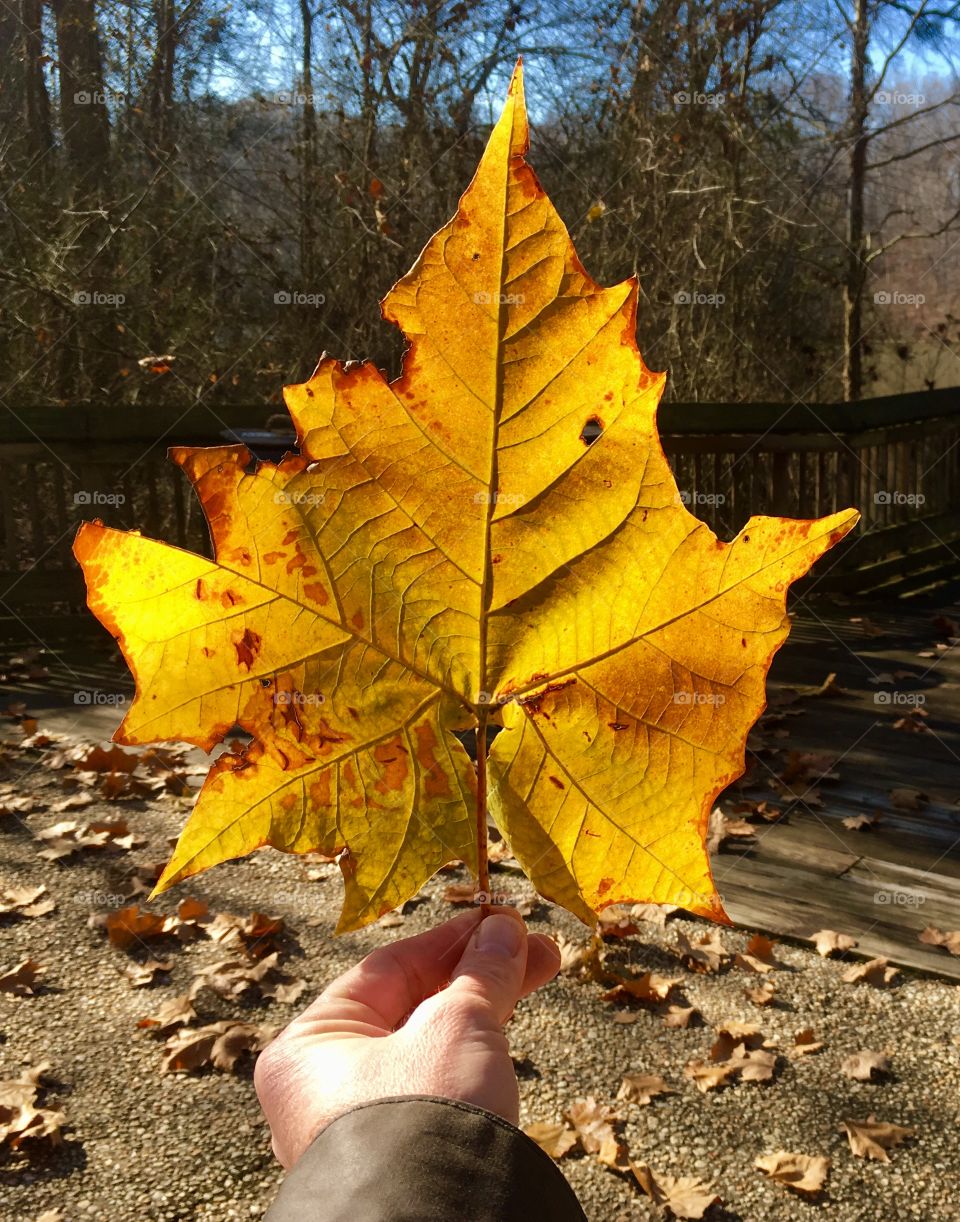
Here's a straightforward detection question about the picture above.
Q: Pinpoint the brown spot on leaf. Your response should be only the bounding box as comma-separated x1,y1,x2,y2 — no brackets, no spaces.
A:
414,722,451,799
201,646,216,658
374,738,409,794
351,610,365,631
548,775,565,790
195,579,206,600
303,582,329,606
598,877,614,896
234,628,262,671
609,721,629,732
221,589,242,608
263,551,283,565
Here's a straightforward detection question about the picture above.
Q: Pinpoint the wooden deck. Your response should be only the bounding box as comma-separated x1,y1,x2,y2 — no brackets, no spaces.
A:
718,595,960,979
3,594,960,978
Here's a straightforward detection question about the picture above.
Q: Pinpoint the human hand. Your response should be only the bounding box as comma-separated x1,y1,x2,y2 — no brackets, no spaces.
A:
254,906,561,1167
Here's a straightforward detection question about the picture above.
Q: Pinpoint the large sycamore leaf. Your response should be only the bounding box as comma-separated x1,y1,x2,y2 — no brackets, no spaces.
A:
73,64,857,932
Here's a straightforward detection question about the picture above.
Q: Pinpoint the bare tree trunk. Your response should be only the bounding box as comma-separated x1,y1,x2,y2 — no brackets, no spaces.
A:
21,0,54,166
843,0,869,402
52,0,111,199
299,0,318,287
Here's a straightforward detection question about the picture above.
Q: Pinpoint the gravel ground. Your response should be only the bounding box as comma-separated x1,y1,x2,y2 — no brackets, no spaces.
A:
1,739,959,1221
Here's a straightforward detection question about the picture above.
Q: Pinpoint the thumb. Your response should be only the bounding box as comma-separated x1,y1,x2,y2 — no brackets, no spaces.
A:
444,910,529,1026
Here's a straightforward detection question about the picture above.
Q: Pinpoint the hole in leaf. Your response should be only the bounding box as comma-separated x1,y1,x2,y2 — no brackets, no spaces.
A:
580,416,604,445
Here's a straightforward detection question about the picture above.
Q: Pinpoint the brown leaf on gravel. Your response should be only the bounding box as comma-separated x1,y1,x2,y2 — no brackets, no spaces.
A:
630,1163,721,1218
206,910,288,958
0,884,55,918
0,1065,65,1149
630,903,679,928
137,994,198,1035
842,1115,915,1162
755,1151,829,1194
564,1097,624,1166
841,1050,890,1081
602,972,682,1006
684,1060,741,1093
728,1047,777,1082
597,906,641,939
664,1005,700,1029
0,790,38,817
788,1028,823,1058
123,957,173,988
93,904,176,950
523,1120,578,1159
48,792,95,813
745,980,776,1007
676,930,729,973
0,958,44,996
35,817,144,860
918,925,960,956
193,952,306,1005
812,929,857,957
890,787,927,810
75,744,141,774
161,1020,275,1074
843,957,898,987
735,933,779,973
556,934,605,980
710,1021,767,1061
35,1210,68,1222
617,1074,676,1105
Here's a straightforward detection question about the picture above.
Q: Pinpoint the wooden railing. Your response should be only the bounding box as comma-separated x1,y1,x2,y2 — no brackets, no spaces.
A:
1,389,958,615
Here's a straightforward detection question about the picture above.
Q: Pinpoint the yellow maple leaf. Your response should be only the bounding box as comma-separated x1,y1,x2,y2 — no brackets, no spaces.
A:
73,64,857,932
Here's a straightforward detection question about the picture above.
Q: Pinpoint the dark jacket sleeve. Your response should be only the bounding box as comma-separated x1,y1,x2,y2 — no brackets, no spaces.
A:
264,1095,587,1221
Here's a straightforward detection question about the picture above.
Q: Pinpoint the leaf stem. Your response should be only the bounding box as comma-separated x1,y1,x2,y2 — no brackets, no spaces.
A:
476,709,490,915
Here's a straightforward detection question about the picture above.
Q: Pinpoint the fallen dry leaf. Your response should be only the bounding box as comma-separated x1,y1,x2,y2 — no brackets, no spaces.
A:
710,1020,767,1061
727,1047,777,1082
617,1074,675,1105
684,1060,740,1093
523,1120,578,1159
734,932,778,973
0,958,44,996
842,957,898,987
564,1097,624,1167
631,1163,721,1218
918,925,960,956
192,952,306,1005
664,1004,700,1029
745,980,776,1006
161,1020,275,1074
841,1050,890,1081
842,813,878,831
755,1151,829,1194
841,1115,915,1162
0,884,55,918
94,904,177,950
137,994,198,1035
676,930,730,973
123,957,173,988
707,808,757,854
890,787,927,811
788,1028,824,1058
601,971,682,1006
812,929,857,958
597,906,641,939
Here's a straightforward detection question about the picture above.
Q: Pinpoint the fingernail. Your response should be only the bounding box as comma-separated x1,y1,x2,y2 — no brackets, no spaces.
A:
475,913,524,957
